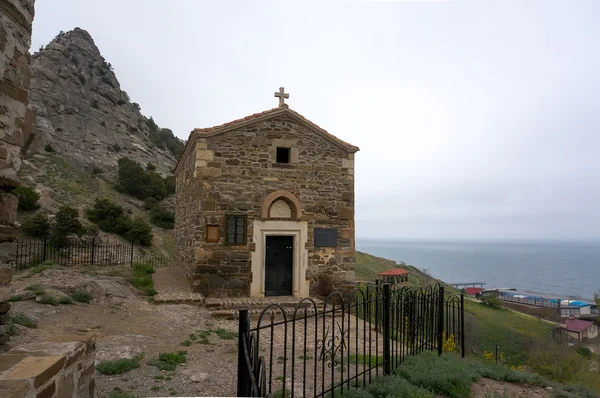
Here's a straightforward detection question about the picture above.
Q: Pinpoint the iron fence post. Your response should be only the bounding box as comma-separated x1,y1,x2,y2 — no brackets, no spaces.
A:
438,286,444,355
42,238,47,262
383,283,391,375
130,240,134,265
460,294,465,358
237,309,249,397
90,237,95,265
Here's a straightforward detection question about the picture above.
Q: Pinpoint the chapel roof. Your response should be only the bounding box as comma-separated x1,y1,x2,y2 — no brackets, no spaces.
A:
174,106,359,174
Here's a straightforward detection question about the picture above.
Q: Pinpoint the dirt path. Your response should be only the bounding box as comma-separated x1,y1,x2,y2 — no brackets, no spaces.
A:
4,266,239,397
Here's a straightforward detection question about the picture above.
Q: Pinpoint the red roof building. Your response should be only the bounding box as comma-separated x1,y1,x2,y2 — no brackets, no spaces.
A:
563,319,599,340
378,268,409,284
466,287,482,296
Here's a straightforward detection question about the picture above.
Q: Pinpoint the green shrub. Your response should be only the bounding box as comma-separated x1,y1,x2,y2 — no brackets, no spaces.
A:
58,296,73,304
20,212,51,237
343,375,435,398
49,205,85,247
149,205,174,229
15,186,40,211
44,144,56,153
86,199,152,246
576,346,592,359
145,117,184,158
116,157,173,201
92,167,103,175
70,290,93,303
181,340,192,347
96,358,140,375
143,197,158,210
106,389,137,398
37,295,59,305
32,264,53,273
148,351,187,372
133,262,155,275
8,295,22,302
213,328,236,340
11,313,38,328
394,351,479,398
126,217,153,246
480,293,502,309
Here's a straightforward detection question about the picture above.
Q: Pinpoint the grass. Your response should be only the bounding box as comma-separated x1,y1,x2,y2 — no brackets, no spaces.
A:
96,358,140,375
348,354,384,367
130,262,157,296
106,389,137,398
463,300,554,365
32,264,54,274
25,283,46,295
8,295,22,302
147,351,187,371
213,328,236,340
181,339,192,347
70,290,93,303
11,313,38,328
343,351,599,398
37,295,58,305
58,296,73,304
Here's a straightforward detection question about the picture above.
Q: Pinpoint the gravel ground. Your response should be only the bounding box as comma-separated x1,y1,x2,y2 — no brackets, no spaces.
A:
3,267,240,397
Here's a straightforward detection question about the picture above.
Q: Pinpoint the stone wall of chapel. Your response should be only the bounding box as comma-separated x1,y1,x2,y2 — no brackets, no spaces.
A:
176,115,356,297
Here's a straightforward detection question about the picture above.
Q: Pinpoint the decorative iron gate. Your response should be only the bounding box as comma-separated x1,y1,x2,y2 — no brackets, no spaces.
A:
237,283,464,397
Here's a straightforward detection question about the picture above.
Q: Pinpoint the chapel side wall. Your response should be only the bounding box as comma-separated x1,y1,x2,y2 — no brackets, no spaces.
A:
192,115,355,297
174,140,202,283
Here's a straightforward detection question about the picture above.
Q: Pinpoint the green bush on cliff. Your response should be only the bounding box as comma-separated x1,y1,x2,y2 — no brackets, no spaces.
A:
149,205,174,229
116,157,172,201
15,186,40,211
21,212,51,237
86,198,153,246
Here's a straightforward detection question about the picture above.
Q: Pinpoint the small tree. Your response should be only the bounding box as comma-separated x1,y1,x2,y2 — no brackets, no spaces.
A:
127,217,153,246
20,212,51,237
14,186,40,211
50,205,84,247
149,205,175,229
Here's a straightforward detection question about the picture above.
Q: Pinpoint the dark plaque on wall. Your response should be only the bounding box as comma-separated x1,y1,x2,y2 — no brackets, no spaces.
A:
314,228,337,247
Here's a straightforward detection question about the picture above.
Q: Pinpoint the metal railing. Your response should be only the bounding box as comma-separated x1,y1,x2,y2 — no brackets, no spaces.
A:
14,238,170,270
237,283,465,397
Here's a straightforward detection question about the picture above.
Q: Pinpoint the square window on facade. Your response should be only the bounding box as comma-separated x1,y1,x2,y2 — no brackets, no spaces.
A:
314,228,337,247
206,225,220,242
276,147,291,163
226,215,247,244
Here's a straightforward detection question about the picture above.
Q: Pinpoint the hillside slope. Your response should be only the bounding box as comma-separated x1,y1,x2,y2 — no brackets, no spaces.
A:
27,28,181,176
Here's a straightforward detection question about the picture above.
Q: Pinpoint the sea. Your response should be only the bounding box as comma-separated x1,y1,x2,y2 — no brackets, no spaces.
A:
356,239,600,300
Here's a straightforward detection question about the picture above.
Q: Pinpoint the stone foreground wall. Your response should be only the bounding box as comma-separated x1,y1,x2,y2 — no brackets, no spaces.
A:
0,337,96,398
0,0,36,266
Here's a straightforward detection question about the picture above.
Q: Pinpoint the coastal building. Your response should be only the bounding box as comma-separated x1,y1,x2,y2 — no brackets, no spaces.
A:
174,88,359,298
378,268,409,285
561,319,599,340
465,287,482,297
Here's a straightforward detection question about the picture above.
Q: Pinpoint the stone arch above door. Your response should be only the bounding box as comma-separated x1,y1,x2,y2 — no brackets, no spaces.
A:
260,190,302,220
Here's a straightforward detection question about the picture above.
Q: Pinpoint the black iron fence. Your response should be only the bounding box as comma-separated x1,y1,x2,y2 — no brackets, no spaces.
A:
237,283,464,398
14,238,171,270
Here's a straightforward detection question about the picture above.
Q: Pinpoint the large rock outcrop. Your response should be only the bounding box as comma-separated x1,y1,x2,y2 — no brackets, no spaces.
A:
28,28,179,176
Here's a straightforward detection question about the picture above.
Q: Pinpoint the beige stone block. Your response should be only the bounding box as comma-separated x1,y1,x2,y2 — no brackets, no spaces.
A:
345,271,355,282
290,147,299,163
195,248,206,260
6,355,66,388
196,139,207,150
348,168,354,176
263,177,278,181
272,139,295,148
195,167,221,178
196,149,214,161
348,153,354,160
341,159,354,169
195,159,207,168
340,228,354,240
338,207,354,220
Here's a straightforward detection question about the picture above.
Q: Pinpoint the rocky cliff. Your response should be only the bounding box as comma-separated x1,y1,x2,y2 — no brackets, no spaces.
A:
27,28,180,176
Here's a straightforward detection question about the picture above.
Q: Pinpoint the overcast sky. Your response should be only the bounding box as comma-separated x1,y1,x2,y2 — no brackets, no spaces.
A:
31,1,600,241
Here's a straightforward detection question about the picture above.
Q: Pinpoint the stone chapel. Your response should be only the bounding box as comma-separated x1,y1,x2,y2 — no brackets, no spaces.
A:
174,88,359,298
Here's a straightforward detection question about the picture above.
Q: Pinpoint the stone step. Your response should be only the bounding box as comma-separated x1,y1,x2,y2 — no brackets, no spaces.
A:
153,293,205,305
205,297,324,311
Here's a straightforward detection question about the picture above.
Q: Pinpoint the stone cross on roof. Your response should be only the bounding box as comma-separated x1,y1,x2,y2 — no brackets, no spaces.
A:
274,87,289,107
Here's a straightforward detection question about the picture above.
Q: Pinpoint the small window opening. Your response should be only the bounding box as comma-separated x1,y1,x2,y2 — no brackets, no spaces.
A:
276,147,291,163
